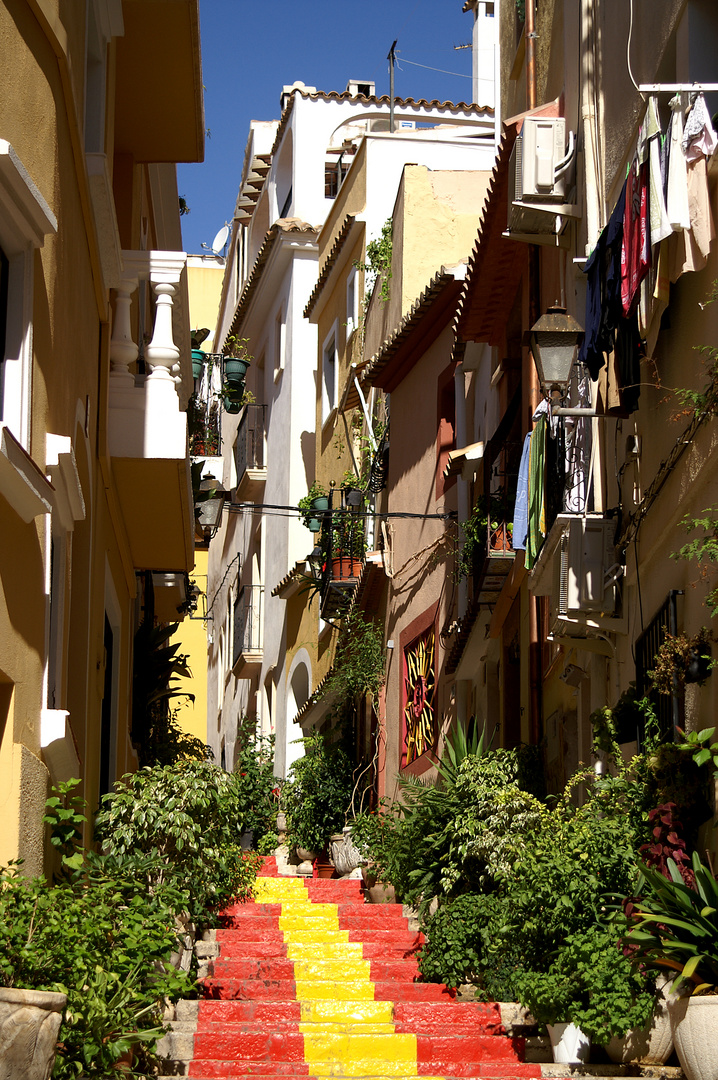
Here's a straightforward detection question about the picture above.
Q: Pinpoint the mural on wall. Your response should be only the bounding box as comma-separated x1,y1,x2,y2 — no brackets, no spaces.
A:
402,625,436,766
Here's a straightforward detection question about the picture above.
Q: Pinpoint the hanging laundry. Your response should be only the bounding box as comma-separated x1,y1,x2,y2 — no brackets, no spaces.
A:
667,92,690,231
511,432,531,552
682,92,718,161
525,414,547,572
670,152,716,281
579,181,626,379
647,96,672,248
621,153,651,317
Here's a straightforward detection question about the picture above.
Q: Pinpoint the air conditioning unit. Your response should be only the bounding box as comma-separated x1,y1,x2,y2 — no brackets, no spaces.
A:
507,118,575,237
554,516,620,617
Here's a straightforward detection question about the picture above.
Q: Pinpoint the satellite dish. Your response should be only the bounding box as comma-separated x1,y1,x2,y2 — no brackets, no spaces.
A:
211,224,230,254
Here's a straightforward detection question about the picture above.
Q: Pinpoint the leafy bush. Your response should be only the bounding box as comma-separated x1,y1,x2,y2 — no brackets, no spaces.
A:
95,759,261,918
418,892,523,998
624,853,718,994
0,852,191,1077
515,923,655,1042
233,715,279,844
352,744,545,914
283,734,353,853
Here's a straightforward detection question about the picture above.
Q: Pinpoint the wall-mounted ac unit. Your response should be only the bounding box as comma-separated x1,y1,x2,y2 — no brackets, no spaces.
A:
554,516,620,617
507,118,576,238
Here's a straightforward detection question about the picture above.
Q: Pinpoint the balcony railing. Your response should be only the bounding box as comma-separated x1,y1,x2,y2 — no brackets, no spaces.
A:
233,584,264,670
234,404,266,479
188,394,222,458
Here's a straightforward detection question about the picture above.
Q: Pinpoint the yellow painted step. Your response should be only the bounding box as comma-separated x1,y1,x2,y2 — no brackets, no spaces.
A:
279,915,340,930
284,929,350,944
308,1061,420,1078
295,980,375,1000
299,1022,397,1035
287,942,365,960
293,959,371,981
300,1000,394,1024
303,1032,416,1061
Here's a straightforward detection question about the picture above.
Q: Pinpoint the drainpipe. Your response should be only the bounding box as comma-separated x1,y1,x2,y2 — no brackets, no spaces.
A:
528,246,542,746
525,0,537,110
454,350,469,619
581,0,601,251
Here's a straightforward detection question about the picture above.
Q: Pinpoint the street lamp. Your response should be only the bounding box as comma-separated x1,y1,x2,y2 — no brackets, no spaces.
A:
306,545,324,584
195,475,227,538
529,306,584,398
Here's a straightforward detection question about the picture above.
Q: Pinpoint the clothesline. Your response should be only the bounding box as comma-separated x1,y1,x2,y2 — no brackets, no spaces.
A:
638,83,718,94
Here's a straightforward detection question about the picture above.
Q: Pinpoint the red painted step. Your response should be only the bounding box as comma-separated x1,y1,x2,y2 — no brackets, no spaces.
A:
181,858,534,1080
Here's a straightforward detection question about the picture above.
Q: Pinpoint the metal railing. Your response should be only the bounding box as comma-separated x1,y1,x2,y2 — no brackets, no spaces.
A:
233,584,263,665
234,404,266,480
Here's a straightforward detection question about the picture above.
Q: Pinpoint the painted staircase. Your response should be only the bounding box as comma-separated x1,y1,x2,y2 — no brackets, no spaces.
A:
161,856,541,1079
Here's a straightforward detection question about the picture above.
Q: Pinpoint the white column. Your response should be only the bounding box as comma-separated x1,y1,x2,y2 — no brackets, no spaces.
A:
146,281,180,383
109,274,139,387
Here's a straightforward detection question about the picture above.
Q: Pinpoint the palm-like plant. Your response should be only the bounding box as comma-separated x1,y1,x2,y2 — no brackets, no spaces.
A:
624,853,718,994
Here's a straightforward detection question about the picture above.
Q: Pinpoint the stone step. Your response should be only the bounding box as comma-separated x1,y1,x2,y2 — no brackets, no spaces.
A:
208,958,420,981
201,978,454,1002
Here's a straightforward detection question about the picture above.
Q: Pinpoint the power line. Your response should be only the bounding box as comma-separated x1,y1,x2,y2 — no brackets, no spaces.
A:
398,56,472,79
226,502,456,521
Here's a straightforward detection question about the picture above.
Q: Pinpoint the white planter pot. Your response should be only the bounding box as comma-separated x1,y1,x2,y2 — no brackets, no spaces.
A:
605,979,680,1064
673,996,718,1080
0,986,67,1080
330,827,365,876
547,1022,590,1064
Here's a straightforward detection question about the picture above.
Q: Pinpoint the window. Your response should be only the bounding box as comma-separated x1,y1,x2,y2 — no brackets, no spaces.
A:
322,326,338,424
0,141,56,447
436,364,457,499
346,267,358,338
401,620,437,771
274,308,285,381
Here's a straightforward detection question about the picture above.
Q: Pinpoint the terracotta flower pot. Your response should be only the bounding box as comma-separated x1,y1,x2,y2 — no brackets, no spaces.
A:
331,556,362,581
0,986,67,1080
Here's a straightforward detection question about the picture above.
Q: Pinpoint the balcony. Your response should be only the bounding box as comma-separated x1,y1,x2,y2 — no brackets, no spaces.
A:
232,585,264,674
234,404,267,501
108,251,194,573
318,506,366,621
471,493,515,606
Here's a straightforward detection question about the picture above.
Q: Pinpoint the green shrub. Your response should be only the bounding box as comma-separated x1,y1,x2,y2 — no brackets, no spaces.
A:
95,759,261,918
515,923,655,1042
233,716,278,845
284,734,353,853
0,860,190,1078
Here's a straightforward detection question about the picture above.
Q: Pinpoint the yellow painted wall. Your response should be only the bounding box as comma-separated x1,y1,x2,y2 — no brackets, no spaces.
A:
0,2,202,871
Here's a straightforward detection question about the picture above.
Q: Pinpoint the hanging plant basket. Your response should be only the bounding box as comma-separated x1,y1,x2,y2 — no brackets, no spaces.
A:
224,357,250,381
310,495,330,513
191,349,205,380
223,396,242,414
307,516,322,533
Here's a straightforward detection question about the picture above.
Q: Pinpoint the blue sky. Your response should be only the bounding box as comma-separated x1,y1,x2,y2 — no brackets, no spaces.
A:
177,0,476,255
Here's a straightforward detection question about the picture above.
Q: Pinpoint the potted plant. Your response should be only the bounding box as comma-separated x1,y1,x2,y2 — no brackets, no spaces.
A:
341,470,364,508
647,626,714,695
330,511,366,579
623,853,718,1080
298,483,329,530
515,923,656,1064
222,334,252,381
283,734,353,862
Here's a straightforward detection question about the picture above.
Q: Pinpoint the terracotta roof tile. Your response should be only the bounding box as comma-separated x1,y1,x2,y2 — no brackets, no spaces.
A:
226,218,317,342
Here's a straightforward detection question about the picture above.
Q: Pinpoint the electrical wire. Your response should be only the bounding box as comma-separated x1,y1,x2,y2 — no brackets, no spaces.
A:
225,502,456,521
398,56,472,80
627,0,641,94
205,553,240,621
